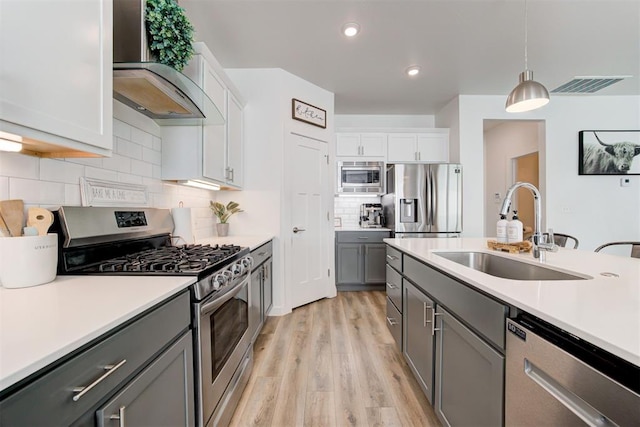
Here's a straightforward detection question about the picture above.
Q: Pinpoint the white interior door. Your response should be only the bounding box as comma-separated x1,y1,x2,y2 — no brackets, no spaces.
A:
288,133,330,309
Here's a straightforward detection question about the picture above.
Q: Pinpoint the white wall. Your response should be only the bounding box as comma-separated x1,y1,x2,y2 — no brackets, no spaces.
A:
335,114,434,129
219,68,335,315
435,97,460,163
0,102,220,240
437,95,640,250
483,121,540,235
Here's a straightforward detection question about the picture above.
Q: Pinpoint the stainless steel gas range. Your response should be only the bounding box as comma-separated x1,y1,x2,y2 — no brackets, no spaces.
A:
53,206,253,427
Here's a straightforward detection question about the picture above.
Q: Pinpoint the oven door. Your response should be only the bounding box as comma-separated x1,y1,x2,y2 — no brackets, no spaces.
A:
196,272,251,426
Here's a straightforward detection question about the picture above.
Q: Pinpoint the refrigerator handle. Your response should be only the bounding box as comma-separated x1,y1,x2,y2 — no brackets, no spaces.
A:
425,167,432,227
429,167,435,227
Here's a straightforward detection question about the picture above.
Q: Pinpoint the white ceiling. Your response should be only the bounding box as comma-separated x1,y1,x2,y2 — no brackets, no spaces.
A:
181,0,640,115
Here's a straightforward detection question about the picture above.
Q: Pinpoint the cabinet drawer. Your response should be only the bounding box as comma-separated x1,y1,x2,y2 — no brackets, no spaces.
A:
386,265,402,311
251,240,272,268
386,246,402,271
337,231,389,243
386,297,402,352
404,256,507,350
0,291,191,426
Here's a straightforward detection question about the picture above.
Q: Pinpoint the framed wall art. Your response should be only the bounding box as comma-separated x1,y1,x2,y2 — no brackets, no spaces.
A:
578,130,640,175
291,98,326,128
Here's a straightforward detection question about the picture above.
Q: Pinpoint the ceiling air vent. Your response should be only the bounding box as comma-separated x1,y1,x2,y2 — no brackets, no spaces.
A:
551,76,630,94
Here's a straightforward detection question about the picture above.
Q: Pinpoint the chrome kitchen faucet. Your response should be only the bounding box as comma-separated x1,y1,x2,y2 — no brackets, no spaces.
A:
500,182,558,261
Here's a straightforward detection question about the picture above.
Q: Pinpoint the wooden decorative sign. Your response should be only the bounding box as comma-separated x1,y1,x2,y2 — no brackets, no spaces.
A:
292,98,327,128
80,177,149,207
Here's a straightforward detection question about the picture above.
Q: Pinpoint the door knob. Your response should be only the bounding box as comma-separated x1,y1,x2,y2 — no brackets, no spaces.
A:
293,227,306,233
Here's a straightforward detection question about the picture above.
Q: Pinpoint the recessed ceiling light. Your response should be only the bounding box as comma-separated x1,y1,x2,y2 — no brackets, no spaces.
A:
406,66,421,77
342,22,360,37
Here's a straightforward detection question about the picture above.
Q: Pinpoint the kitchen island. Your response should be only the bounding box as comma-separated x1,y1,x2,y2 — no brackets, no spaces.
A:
384,237,640,366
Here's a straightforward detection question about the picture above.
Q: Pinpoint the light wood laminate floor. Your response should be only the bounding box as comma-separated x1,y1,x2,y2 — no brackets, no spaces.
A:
229,291,441,427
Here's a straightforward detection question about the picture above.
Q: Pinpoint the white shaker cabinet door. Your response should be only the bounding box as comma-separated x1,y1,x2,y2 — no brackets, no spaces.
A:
202,62,227,183
417,133,449,163
387,134,418,162
359,133,386,157
336,134,361,157
226,93,244,188
0,0,112,153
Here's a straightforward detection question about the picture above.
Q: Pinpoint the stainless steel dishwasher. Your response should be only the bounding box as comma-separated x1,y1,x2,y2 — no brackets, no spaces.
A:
506,315,640,426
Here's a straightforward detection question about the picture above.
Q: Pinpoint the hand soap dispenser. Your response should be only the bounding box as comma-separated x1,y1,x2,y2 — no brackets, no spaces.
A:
507,210,523,243
496,214,509,243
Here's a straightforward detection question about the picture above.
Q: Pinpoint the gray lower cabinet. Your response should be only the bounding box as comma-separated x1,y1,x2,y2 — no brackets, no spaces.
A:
434,307,504,427
389,246,508,427
336,231,390,290
403,279,435,403
250,240,273,342
96,332,194,427
0,291,194,427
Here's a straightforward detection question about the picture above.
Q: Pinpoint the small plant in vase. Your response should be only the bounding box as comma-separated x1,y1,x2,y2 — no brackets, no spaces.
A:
210,201,243,237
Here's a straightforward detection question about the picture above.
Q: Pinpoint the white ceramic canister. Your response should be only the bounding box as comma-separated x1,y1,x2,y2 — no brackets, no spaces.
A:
0,233,58,288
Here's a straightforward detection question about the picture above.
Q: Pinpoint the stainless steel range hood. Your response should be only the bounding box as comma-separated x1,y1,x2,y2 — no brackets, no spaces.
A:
113,0,223,126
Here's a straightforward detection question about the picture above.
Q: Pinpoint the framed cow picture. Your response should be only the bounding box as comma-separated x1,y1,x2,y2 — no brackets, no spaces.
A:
578,130,640,175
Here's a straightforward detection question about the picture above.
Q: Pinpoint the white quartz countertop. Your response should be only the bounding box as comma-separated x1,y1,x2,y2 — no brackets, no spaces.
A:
384,237,640,366
197,235,273,250
0,275,194,391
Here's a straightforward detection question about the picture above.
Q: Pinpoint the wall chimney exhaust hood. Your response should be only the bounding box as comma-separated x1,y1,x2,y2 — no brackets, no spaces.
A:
113,0,223,126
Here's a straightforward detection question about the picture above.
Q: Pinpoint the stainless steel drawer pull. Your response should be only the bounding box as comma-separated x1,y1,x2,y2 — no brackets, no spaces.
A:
431,311,442,336
357,236,369,239
386,254,398,260
386,316,398,326
386,282,398,289
72,359,127,402
257,251,266,256
424,303,433,327
110,406,126,427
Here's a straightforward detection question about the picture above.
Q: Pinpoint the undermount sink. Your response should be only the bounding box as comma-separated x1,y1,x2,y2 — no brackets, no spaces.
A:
434,251,590,281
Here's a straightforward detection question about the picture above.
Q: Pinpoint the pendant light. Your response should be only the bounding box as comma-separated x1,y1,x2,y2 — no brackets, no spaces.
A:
505,0,549,113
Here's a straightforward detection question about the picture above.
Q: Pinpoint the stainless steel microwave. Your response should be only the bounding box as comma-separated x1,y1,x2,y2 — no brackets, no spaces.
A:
336,161,385,194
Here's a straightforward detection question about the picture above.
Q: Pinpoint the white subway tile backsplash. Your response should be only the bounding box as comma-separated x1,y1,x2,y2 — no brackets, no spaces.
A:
65,184,82,205
1,118,219,238
0,152,39,179
116,138,143,160
63,157,104,167
117,172,143,184
40,158,84,184
85,166,119,181
113,119,131,140
131,159,153,178
131,127,153,148
102,154,131,173
10,178,65,204
142,147,161,165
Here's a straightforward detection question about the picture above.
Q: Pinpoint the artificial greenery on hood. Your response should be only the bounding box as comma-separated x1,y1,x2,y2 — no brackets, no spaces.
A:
145,0,194,71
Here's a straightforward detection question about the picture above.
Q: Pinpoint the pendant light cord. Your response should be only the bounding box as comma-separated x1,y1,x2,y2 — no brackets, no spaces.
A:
524,0,528,70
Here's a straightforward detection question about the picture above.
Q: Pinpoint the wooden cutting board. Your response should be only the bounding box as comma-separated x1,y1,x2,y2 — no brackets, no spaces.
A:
0,199,24,237
27,207,54,236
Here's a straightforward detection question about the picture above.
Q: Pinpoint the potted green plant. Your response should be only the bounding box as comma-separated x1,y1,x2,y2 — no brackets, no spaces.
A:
145,0,194,72
209,201,243,237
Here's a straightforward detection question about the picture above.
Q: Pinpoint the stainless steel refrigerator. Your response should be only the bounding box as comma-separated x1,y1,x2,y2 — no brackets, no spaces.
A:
381,163,462,237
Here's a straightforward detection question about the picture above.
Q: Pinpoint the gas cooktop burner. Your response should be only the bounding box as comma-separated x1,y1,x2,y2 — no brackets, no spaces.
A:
85,244,246,276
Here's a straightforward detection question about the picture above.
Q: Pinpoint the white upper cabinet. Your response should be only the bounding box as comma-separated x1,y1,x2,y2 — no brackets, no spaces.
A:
0,0,112,157
387,130,449,163
162,43,244,189
336,133,386,158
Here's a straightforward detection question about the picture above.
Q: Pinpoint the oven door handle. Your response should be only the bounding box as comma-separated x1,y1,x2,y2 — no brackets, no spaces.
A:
200,273,249,316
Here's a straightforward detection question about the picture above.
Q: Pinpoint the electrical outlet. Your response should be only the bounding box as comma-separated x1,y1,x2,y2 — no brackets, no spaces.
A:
494,192,502,204
560,206,572,214
620,178,631,187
